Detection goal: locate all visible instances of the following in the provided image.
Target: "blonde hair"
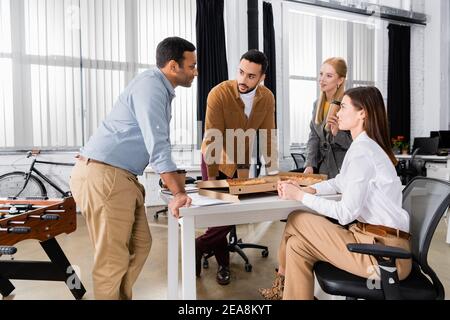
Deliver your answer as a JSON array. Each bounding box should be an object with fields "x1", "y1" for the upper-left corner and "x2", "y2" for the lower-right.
[{"x1": 315, "y1": 57, "x2": 348, "y2": 125}]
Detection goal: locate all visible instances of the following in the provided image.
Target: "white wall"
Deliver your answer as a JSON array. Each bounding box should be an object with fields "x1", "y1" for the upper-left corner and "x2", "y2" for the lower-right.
[{"x1": 423, "y1": 0, "x2": 450, "y2": 136}]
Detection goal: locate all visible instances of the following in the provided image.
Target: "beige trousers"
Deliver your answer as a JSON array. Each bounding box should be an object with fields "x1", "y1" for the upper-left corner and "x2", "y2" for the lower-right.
[
  {"x1": 278, "y1": 212, "x2": 412, "y2": 300},
  {"x1": 69, "y1": 159, "x2": 151, "y2": 300}
]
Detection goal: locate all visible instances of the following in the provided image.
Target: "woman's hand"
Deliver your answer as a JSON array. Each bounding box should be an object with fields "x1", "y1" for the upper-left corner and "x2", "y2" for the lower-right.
[
  {"x1": 327, "y1": 115, "x2": 339, "y2": 137},
  {"x1": 277, "y1": 180, "x2": 305, "y2": 202},
  {"x1": 303, "y1": 166, "x2": 314, "y2": 175},
  {"x1": 301, "y1": 186, "x2": 317, "y2": 195}
]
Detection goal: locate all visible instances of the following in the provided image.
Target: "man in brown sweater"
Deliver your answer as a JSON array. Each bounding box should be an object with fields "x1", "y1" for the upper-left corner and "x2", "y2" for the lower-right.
[{"x1": 197, "y1": 49, "x2": 277, "y2": 285}]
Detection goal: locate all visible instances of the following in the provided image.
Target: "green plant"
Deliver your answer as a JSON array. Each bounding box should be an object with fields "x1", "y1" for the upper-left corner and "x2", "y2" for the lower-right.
[{"x1": 392, "y1": 136, "x2": 409, "y2": 151}]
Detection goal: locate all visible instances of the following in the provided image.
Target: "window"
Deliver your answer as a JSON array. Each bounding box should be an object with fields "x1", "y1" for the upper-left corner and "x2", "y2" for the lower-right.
[
  {"x1": 282, "y1": 3, "x2": 376, "y2": 149},
  {"x1": 0, "y1": 0, "x2": 197, "y2": 149}
]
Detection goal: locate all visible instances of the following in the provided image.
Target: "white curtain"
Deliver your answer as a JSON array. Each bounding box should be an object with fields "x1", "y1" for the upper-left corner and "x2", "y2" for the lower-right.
[{"x1": 0, "y1": 0, "x2": 197, "y2": 148}]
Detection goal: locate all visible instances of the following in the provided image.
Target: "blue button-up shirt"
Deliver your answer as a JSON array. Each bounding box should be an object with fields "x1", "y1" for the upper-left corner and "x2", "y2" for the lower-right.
[{"x1": 80, "y1": 68, "x2": 178, "y2": 176}]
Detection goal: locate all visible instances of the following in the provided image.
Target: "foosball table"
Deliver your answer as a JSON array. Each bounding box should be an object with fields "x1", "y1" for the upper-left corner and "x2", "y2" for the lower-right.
[{"x1": 0, "y1": 197, "x2": 86, "y2": 299}]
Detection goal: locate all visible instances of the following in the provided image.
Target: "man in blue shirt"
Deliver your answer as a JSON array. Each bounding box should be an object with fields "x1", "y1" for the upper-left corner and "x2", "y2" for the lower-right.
[{"x1": 69, "y1": 37, "x2": 197, "y2": 300}]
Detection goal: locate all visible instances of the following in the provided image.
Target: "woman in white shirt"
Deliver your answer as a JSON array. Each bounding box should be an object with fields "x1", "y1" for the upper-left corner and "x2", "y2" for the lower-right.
[{"x1": 259, "y1": 86, "x2": 412, "y2": 300}]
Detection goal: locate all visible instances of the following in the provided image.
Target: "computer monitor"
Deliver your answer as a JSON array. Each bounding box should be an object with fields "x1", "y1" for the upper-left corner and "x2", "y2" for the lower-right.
[
  {"x1": 412, "y1": 137, "x2": 440, "y2": 155},
  {"x1": 430, "y1": 131, "x2": 440, "y2": 139},
  {"x1": 438, "y1": 130, "x2": 450, "y2": 149}
]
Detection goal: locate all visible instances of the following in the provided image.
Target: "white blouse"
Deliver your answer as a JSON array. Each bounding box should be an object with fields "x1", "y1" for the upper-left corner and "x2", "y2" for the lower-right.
[{"x1": 302, "y1": 131, "x2": 410, "y2": 233}]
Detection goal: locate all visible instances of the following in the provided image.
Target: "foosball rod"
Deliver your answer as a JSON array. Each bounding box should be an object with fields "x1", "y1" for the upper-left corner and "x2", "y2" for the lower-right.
[
  {"x1": 0, "y1": 226, "x2": 31, "y2": 234},
  {"x1": 0, "y1": 246, "x2": 17, "y2": 255}
]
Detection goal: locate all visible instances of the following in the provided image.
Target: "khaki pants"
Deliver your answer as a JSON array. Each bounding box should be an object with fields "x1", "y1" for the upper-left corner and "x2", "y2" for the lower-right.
[
  {"x1": 278, "y1": 212, "x2": 412, "y2": 300},
  {"x1": 69, "y1": 159, "x2": 151, "y2": 300}
]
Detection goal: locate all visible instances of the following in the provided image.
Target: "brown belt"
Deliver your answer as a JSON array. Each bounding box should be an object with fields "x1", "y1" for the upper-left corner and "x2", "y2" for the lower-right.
[{"x1": 356, "y1": 222, "x2": 410, "y2": 240}]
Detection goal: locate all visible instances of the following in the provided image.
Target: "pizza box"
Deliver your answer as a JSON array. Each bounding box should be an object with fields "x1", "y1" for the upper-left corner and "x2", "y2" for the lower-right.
[{"x1": 197, "y1": 178, "x2": 278, "y2": 195}]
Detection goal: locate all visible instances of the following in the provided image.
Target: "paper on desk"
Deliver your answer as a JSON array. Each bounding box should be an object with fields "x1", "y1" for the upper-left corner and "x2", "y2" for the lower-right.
[
  {"x1": 188, "y1": 193, "x2": 232, "y2": 207},
  {"x1": 161, "y1": 185, "x2": 198, "y2": 195}
]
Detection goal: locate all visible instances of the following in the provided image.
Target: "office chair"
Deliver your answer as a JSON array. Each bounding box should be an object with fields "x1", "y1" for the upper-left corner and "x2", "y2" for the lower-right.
[
  {"x1": 202, "y1": 226, "x2": 269, "y2": 272},
  {"x1": 290, "y1": 153, "x2": 306, "y2": 172},
  {"x1": 313, "y1": 177, "x2": 449, "y2": 300},
  {"x1": 396, "y1": 147, "x2": 425, "y2": 185}
]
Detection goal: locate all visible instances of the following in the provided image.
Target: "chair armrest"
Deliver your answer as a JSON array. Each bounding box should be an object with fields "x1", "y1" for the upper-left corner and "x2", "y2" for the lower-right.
[
  {"x1": 347, "y1": 243, "x2": 411, "y2": 300},
  {"x1": 347, "y1": 243, "x2": 411, "y2": 260}
]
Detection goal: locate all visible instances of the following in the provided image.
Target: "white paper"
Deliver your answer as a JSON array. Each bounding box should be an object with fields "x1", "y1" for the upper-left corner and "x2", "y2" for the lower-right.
[{"x1": 188, "y1": 193, "x2": 233, "y2": 207}]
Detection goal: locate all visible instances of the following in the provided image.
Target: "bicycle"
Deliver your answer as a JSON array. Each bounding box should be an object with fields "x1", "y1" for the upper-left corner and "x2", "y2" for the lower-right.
[{"x1": 0, "y1": 150, "x2": 75, "y2": 199}]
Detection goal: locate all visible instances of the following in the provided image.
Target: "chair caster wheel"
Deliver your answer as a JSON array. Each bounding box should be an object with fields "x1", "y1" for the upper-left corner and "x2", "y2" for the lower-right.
[
  {"x1": 245, "y1": 263, "x2": 252, "y2": 272},
  {"x1": 153, "y1": 214, "x2": 158, "y2": 220},
  {"x1": 261, "y1": 249, "x2": 269, "y2": 258},
  {"x1": 203, "y1": 258, "x2": 209, "y2": 269}
]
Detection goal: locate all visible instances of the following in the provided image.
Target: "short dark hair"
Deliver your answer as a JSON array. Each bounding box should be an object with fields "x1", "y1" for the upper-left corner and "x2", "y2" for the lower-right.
[
  {"x1": 156, "y1": 37, "x2": 196, "y2": 68},
  {"x1": 240, "y1": 49, "x2": 268, "y2": 74}
]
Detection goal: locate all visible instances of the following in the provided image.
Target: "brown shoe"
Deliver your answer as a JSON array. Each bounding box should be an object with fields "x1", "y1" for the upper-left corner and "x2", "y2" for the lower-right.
[{"x1": 258, "y1": 272, "x2": 285, "y2": 300}]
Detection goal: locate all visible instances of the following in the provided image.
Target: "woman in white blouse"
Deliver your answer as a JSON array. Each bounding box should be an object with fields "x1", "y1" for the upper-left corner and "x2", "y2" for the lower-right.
[{"x1": 259, "y1": 86, "x2": 412, "y2": 300}]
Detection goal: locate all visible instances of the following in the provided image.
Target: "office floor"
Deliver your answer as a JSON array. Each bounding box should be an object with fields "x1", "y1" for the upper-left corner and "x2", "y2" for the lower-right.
[{"x1": 2, "y1": 207, "x2": 450, "y2": 300}]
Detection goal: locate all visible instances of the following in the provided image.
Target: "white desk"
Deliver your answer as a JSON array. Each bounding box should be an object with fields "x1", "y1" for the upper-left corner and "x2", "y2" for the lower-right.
[
  {"x1": 395, "y1": 154, "x2": 450, "y2": 166},
  {"x1": 160, "y1": 192, "x2": 340, "y2": 300}
]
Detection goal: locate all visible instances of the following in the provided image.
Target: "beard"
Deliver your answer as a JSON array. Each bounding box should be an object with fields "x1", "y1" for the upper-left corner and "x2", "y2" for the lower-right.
[
  {"x1": 178, "y1": 75, "x2": 194, "y2": 88},
  {"x1": 238, "y1": 83, "x2": 257, "y2": 94}
]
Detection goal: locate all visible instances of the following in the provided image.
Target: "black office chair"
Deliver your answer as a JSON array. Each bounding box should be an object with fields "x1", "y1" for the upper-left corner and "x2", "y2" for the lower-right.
[
  {"x1": 396, "y1": 147, "x2": 425, "y2": 185},
  {"x1": 291, "y1": 153, "x2": 306, "y2": 172},
  {"x1": 314, "y1": 177, "x2": 450, "y2": 300},
  {"x1": 203, "y1": 226, "x2": 269, "y2": 272}
]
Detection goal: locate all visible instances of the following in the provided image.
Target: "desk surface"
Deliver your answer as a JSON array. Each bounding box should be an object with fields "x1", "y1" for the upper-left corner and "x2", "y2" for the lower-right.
[
  {"x1": 162, "y1": 192, "x2": 341, "y2": 218},
  {"x1": 395, "y1": 154, "x2": 449, "y2": 161}
]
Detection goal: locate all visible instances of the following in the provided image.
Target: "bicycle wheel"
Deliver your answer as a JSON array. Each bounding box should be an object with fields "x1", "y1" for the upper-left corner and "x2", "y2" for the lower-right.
[{"x1": 0, "y1": 171, "x2": 47, "y2": 198}]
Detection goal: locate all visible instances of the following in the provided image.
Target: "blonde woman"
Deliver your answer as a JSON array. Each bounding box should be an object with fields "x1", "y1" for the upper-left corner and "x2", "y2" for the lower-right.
[{"x1": 303, "y1": 57, "x2": 352, "y2": 179}]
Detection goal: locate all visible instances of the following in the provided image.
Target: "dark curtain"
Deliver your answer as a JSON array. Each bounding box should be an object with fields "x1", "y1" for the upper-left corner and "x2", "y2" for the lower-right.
[
  {"x1": 387, "y1": 24, "x2": 411, "y2": 143},
  {"x1": 263, "y1": 1, "x2": 276, "y2": 126},
  {"x1": 248, "y1": 0, "x2": 259, "y2": 49},
  {"x1": 196, "y1": 0, "x2": 228, "y2": 179}
]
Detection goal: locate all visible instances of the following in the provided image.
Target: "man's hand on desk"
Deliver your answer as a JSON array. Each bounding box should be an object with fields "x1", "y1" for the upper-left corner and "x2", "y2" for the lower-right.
[{"x1": 168, "y1": 193, "x2": 192, "y2": 218}]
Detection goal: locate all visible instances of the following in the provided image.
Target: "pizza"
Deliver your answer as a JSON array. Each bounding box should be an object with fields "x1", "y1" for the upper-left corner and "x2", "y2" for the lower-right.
[
  {"x1": 278, "y1": 175, "x2": 324, "y2": 186},
  {"x1": 226, "y1": 178, "x2": 268, "y2": 186}
]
